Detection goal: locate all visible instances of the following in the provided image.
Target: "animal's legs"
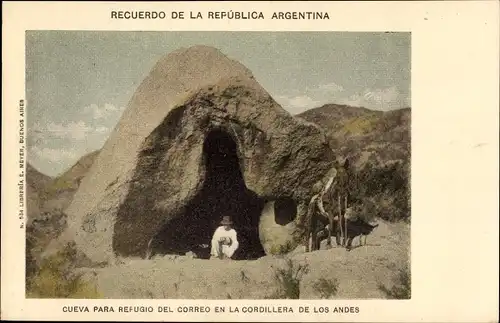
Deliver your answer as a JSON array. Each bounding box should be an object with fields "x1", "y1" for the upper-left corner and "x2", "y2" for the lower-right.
[
  {"x1": 344, "y1": 196, "x2": 348, "y2": 248},
  {"x1": 146, "y1": 237, "x2": 154, "y2": 259},
  {"x1": 316, "y1": 191, "x2": 331, "y2": 247},
  {"x1": 327, "y1": 216, "x2": 333, "y2": 248},
  {"x1": 338, "y1": 195, "x2": 344, "y2": 246},
  {"x1": 335, "y1": 221, "x2": 341, "y2": 246},
  {"x1": 305, "y1": 194, "x2": 318, "y2": 252},
  {"x1": 346, "y1": 237, "x2": 354, "y2": 250},
  {"x1": 304, "y1": 223, "x2": 311, "y2": 252},
  {"x1": 311, "y1": 211, "x2": 318, "y2": 251}
]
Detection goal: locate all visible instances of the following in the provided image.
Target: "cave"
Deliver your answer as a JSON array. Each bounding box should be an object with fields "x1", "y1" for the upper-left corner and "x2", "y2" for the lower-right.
[
  {"x1": 151, "y1": 129, "x2": 266, "y2": 260},
  {"x1": 274, "y1": 198, "x2": 297, "y2": 226}
]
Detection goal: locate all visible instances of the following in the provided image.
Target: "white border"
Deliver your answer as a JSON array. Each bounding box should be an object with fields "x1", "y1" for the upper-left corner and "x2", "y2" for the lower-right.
[{"x1": 2, "y1": 1, "x2": 499, "y2": 322}]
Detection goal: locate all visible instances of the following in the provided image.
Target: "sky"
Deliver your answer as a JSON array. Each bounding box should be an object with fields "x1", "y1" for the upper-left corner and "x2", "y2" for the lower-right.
[{"x1": 26, "y1": 31, "x2": 410, "y2": 177}]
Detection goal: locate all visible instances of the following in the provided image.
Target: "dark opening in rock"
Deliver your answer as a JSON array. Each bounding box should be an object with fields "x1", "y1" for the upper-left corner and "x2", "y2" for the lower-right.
[
  {"x1": 152, "y1": 129, "x2": 266, "y2": 260},
  {"x1": 274, "y1": 198, "x2": 297, "y2": 226}
]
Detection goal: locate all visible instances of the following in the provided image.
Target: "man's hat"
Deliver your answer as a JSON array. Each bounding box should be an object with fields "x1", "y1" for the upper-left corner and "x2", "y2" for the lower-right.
[{"x1": 220, "y1": 216, "x2": 233, "y2": 225}]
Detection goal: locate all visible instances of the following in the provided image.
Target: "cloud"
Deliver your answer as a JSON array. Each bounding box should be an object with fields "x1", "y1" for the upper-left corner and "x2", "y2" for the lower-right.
[
  {"x1": 46, "y1": 120, "x2": 93, "y2": 140},
  {"x1": 364, "y1": 86, "x2": 399, "y2": 106},
  {"x1": 275, "y1": 81, "x2": 347, "y2": 114},
  {"x1": 404, "y1": 95, "x2": 411, "y2": 107},
  {"x1": 27, "y1": 102, "x2": 125, "y2": 176},
  {"x1": 95, "y1": 126, "x2": 109, "y2": 134},
  {"x1": 339, "y1": 86, "x2": 408, "y2": 111},
  {"x1": 31, "y1": 102, "x2": 122, "y2": 143},
  {"x1": 275, "y1": 95, "x2": 321, "y2": 114},
  {"x1": 30, "y1": 146, "x2": 79, "y2": 163},
  {"x1": 276, "y1": 80, "x2": 410, "y2": 114},
  {"x1": 83, "y1": 103, "x2": 125, "y2": 120},
  {"x1": 28, "y1": 122, "x2": 47, "y2": 144},
  {"x1": 314, "y1": 82, "x2": 345, "y2": 93}
]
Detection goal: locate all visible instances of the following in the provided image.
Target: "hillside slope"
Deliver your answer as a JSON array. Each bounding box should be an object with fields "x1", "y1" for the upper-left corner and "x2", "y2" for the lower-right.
[
  {"x1": 26, "y1": 151, "x2": 100, "y2": 285},
  {"x1": 26, "y1": 163, "x2": 53, "y2": 223},
  {"x1": 297, "y1": 104, "x2": 411, "y2": 222},
  {"x1": 297, "y1": 104, "x2": 410, "y2": 169},
  {"x1": 43, "y1": 150, "x2": 100, "y2": 211}
]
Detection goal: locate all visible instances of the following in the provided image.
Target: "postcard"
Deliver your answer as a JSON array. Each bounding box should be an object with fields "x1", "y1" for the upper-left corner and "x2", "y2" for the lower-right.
[{"x1": 2, "y1": 1, "x2": 498, "y2": 322}]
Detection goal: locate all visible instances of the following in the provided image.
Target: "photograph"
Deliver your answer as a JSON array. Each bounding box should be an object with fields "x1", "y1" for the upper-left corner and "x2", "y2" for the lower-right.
[
  {"x1": 25, "y1": 31, "x2": 411, "y2": 300},
  {"x1": 3, "y1": 2, "x2": 499, "y2": 321}
]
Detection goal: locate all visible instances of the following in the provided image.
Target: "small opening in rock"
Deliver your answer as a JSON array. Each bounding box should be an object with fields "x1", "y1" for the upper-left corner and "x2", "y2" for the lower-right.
[
  {"x1": 151, "y1": 129, "x2": 266, "y2": 260},
  {"x1": 274, "y1": 198, "x2": 297, "y2": 226}
]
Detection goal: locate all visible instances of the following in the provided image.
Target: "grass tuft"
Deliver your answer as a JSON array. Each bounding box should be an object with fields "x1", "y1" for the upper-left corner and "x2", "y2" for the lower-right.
[
  {"x1": 377, "y1": 267, "x2": 411, "y2": 299},
  {"x1": 312, "y1": 277, "x2": 339, "y2": 299},
  {"x1": 267, "y1": 259, "x2": 309, "y2": 299}
]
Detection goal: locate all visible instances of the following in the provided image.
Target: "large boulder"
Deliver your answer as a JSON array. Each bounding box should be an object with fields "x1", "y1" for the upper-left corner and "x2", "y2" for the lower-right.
[{"x1": 64, "y1": 46, "x2": 337, "y2": 263}]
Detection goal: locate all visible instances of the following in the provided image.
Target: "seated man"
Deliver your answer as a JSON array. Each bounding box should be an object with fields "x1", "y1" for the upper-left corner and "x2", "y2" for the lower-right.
[{"x1": 210, "y1": 216, "x2": 239, "y2": 259}]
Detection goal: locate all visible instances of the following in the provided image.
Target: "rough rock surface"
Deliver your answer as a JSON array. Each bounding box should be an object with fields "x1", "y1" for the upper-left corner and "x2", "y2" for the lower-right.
[
  {"x1": 64, "y1": 46, "x2": 336, "y2": 263},
  {"x1": 259, "y1": 200, "x2": 301, "y2": 254}
]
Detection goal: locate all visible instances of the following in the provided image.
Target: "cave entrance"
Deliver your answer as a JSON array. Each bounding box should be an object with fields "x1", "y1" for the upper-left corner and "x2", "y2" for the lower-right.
[{"x1": 152, "y1": 129, "x2": 266, "y2": 260}]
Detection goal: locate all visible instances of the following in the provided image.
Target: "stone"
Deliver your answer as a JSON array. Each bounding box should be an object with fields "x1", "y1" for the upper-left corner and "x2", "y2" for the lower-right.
[{"x1": 62, "y1": 45, "x2": 337, "y2": 263}]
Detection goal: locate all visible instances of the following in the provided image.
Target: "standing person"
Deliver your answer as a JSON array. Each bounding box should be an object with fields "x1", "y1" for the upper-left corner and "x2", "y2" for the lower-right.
[{"x1": 210, "y1": 216, "x2": 239, "y2": 260}]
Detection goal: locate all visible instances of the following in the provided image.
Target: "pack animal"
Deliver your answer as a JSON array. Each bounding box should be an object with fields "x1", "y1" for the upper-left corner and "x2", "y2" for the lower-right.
[
  {"x1": 338, "y1": 218, "x2": 379, "y2": 249},
  {"x1": 305, "y1": 158, "x2": 352, "y2": 251},
  {"x1": 311, "y1": 217, "x2": 379, "y2": 251}
]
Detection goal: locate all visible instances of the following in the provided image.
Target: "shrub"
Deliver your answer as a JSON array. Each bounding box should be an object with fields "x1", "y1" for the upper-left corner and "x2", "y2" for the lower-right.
[
  {"x1": 342, "y1": 116, "x2": 377, "y2": 135},
  {"x1": 269, "y1": 240, "x2": 297, "y2": 255},
  {"x1": 42, "y1": 178, "x2": 76, "y2": 200},
  {"x1": 26, "y1": 209, "x2": 69, "y2": 292},
  {"x1": 378, "y1": 267, "x2": 411, "y2": 299},
  {"x1": 312, "y1": 277, "x2": 339, "y2": 299},
  {"x1": 349, "y1": 161, "x2": 410, "y2": 222},
  {"x1": 26, "y1": 243, "x2": 101, "y2": 298},
  {"x1": 268, "y1": 259, "x2": 309, "y2": 299}
]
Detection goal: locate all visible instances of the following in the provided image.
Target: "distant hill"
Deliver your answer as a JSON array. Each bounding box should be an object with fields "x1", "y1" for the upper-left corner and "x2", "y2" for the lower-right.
[
  {"x1": 43, "y1": 150, "x2": 100, "y2": 211},
  {"x1": 296, "y1": 104, "x2": 410, "y2": 169},
  {"x1": 297, "y1": 104, "x2": 411, "y2": 222},
  {"x1": 26, "y1": 163, "x2": 53, "y2": 223},
  {"x1": 27, "y1": 163, "x2": 52, "y2": 190},
  {"x1": 26, "y1": 150, "x2": 100, "y2": 280}
]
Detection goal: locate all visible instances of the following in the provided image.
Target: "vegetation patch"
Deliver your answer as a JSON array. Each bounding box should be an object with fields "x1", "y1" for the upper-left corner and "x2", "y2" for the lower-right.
[
  {"x1": 26, "y1": 242, "x2": 101, "y2": 299},
  {"x1": 269, "y1": 239, "x2": 297, "y2": 255},
  {"x1": 342, "y1": 116, "x2": 377, "y2": 135},
  {"x1": 312, "y1": 277, "x2": 339, "y2": 299},
  {"x1": 378, "y1": 266, "x2": 411, "y2": 299},
  {"x1": 43, "y1": 177, "x2": 77, "y2": 199},
  {"x1": 349, "y1": 161, "x2": 410, "y2": 222},
  {"x1": 266, "y1": 259, "x2": 309, "y2": 299}
]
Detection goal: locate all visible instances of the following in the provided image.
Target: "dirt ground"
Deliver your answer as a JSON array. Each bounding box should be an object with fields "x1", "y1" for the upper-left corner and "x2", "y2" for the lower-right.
[{"x1": 82, "y1": 220, "x2": 410, "y2": 299}]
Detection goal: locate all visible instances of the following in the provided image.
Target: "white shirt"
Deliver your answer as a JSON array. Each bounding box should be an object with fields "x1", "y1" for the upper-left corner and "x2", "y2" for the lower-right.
[{"x1": 210, "y1": 226, "x2": 239, "y2": 258}]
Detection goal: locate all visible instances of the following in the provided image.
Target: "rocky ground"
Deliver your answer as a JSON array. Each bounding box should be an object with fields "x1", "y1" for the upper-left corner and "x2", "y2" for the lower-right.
[{"x1": 80, "y1": 220, "x2": 409, "y2": 299}]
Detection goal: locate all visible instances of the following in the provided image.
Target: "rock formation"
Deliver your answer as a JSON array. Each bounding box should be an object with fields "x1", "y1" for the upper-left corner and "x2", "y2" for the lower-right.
[{"x1": 64, "y1": 45, "x2": 337, "y2": 263}]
